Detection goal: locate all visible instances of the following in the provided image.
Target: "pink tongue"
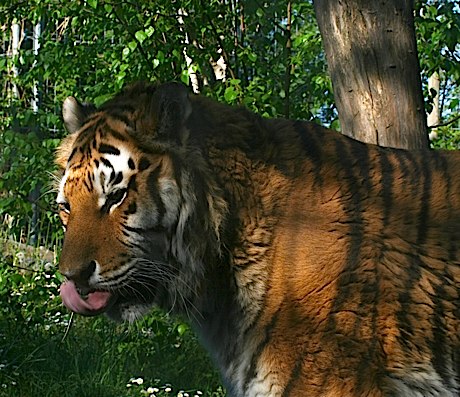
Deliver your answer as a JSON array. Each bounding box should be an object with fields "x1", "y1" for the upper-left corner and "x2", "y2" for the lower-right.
[{"x1": 60, "y1": 280, "x2": 112, "y2": 315}]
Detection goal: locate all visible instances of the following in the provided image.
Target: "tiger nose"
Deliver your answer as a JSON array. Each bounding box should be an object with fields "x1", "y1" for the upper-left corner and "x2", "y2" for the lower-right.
[{"x1": 61, "y1": 260, "x2": 97, "y2": 287}]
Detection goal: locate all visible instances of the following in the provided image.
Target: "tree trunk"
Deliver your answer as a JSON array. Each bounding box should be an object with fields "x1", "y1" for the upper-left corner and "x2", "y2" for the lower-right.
[
  {"x1": 314, "y1": 0, "x2": 429, "y2": 149},
  {"x1": 284, "y1": 1, "x2": 292, "y2": 119},
  {"x1": 11, "y1": 22, "x2": 21, "y2": 98},
  {"x1": 427, "y1": 71, "x2": 440, "y2": 140}
]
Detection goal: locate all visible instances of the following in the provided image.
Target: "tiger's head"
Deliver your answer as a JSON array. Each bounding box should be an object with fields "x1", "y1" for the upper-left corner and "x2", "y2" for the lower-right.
[{"x1": 56, "y1": 83, "x2": 227, "y2": 322}]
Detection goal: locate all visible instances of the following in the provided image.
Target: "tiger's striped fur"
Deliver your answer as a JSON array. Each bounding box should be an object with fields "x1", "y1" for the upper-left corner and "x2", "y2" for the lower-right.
[{"x1": 56, "y1": 82, "x2": 460, "y2": 396}]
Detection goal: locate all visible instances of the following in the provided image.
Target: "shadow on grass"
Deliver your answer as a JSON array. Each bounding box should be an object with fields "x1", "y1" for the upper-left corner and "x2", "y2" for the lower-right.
[{"x1": 1, "y1": 314, "x2": 224, "y2": 397}]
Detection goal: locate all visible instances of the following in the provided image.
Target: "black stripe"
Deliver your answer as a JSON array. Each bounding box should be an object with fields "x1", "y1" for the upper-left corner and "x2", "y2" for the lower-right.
[
  {"x1": 243, "y1": 309, "x2": 281, "y2": 393},
  {"x1": 101, "y1": 189, "x2": 127, "y2": 213},
  {"x1": 170, "y1": 153, "x2": 183, "y2": 192},
  {"x1": 106, "y1": 111, "x2": 134, "y2": 129},
  {"x1": 139, "y1": 157, "x2": 151, "y2": 171},
  {"x1": 127, "y1": 175, "x2": 138, "y2": 192},
  {"x1": 122, "y1": 224, "x2": 165, "y2": 235},
  {"x1": 67, "y1": 147, "x2": 77, "y2": 164},
  {"x1": 295, "y1": 121, "x2": 321, "y2": 163},
  {"x1": 124, "y1": 202, "x2": 137, "y2": 215},
  {"x1": 328, "y1": 139, "x2": 367, "y2": 311},
  {"x1": 99, "y1": 143, "x2": 121, "y2": 155},
  {"x1": 319, "y1": 138, "x2": 370, "y2": 389},
  {"x1": 104, "y1": 104, "x2": 136, "y2": 114},
  {"x1": 294, "y1": 121, "x2": 323, "y2": 186},
  {"x1": 378, "y1": 150, "x2": 393, "y2": 227},
  {"x1": 119, "y1": 239, "x2": 150, "y2": 255},
  {"x1": 122, "y1": 225, "x2": 146, "y2": 235},
  {"x1": 84, "y1": 113, "x2": 101, "y2": 124},
  {"x1": 147, "y1": 167, "x2": 166, "y2": 224},
  {"x1": 105, "y1": 125, "x2": 128, "y2": 142},
  {"x1": 282, "y1": 357, "x2": 303, "y2": 397},
  {"x1": 99, "y1": 264, "x2": 131, "y2": 284},
  {"x1": 128, "y1": 158, "x2": 135, "y2": 170},
  {"x1": 435, "y1": 152, "x2": 457, "y2": 261},
  {"x1": 83, "y1": 179, "x2": 91, "y2": 192},
  {"x1": 396, "y1": 255, "x2": 422, "y2": 351},
  {"x1": 74, "y1": 119, "x2": 100, "y2": 145},
  {"x1": 113, "y1": 172, "x2": 123, "y2": 185},
  {"x1": 86, "y1": 171, "x2": 94, "y2": 190},
  {"x1": 429, "y1": 277, "x2": 451, "y2": 388},
  {"x1": 101, "y1": 157, "x2": 113, "y2": 168},
  {"x1": 394, "y1": 150, "x2": 411, "y2": 182},
  {"x1": 416, "y1": 155, "x2": 433, "y2": 245}
]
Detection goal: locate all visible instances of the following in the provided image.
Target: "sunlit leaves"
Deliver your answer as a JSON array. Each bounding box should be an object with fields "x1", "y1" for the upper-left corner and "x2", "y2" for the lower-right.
[
  {"x1": 135, "y1": 30, "x2": 148, "y2": 44},
  {"x1": 415, "y1": 0, "x2": 460, "y2": 124},
  {"x1": 87, "y1": 0, "x2": 97, "y2": 9}
]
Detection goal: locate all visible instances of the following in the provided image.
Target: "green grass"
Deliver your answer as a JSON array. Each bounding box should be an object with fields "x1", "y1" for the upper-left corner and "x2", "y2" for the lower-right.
[{"x1": 0, "y1": 232, "x2": 225, "y2": 397}]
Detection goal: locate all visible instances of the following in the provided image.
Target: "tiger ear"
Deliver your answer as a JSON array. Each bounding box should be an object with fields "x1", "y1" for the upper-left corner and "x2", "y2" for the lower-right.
[
  {"x1": 62, "y1": 96, "x2": 96, "y2": 133},
  {"x1": 58, "y1": 96, "x2": 96, "y2": 169},
  {"x1": 147, "y1": 82, "x2": 192, "y2": 144}
]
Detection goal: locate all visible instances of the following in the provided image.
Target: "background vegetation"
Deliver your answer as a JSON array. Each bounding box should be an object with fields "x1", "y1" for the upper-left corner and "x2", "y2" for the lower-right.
[{"x1": 0, "y1": 0, "x2": 459, "y2": 395}]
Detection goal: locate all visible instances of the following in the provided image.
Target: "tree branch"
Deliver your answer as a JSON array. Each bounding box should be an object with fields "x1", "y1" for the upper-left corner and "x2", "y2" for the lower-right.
[
  {"x1": 428, "y1": 114, "x2": 460, "y2": 129},
  {"x1": 284, "y1": 1, "x2": 292, "y2": 118}
]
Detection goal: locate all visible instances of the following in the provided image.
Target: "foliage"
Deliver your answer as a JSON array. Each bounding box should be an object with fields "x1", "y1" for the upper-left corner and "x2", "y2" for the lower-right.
[
  {"x1": 429, "y1": 125, "x2": 460, "y2": 150},
  {"x1": 0, "y1": 129, "x2": 62, "y2": 241},
  {"x1": 415, "y1": 0, "x2": 460, "y2": 141},
  {"x1": 0, "y1": 0, "x2": 334, "y2": 121}
]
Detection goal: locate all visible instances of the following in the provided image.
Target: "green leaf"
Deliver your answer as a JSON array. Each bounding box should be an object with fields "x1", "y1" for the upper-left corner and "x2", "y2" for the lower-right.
[
  {"x1": 224, "y1": 86, "x2": 238, "y2": 103},
  {"x1": 145, "y1": 26, "x2": 155, "y2": 37},
  {"x1": 180, "y1": 70, "x2": 189, "y2": 85},
  {"x1": 135, "y1": 30, "x2": 147, "y2": 44},
  {"x1": 177, "y1": 323, "x2": 188, "y2": 336},
  {"x1": 87, "y1": 0, "x2": 97, "y2": 9},
  {"x1": 248, "y1": 52, "x2": 257, "y2": 62},
  {"x1": 128, "y1": 41, "x2": 137, "y2": 51}
]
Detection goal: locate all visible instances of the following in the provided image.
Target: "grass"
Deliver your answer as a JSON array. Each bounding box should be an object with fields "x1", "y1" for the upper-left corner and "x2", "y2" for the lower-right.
[{"x1": 0, "y1": 226, "x2": 225, "y2": 397}]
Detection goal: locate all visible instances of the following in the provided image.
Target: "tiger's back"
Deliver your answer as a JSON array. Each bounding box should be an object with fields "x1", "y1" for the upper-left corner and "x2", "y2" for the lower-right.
[
  {"x1": 56, "y1": 82, "x2": 460, "y2": 396},
  {"x1": 195, "y1": 104, "x2": 460, "y2": 396}
]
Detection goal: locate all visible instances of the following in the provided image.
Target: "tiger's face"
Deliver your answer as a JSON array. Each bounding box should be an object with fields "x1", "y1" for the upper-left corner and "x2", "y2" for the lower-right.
[{"x1": 57, "y1": 84, "x2": 206, "y2": 322}]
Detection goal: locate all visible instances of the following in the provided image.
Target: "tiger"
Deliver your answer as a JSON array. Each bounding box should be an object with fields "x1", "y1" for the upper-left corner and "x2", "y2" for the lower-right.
[{"x1": 56, "y1": 82, "x2": 460, "y2": 397}]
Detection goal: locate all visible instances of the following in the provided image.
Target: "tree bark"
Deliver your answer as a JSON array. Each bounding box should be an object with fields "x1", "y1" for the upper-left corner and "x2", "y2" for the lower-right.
[{"x1": 314, "y1": 0, "x2": 429, "y2": 149}]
